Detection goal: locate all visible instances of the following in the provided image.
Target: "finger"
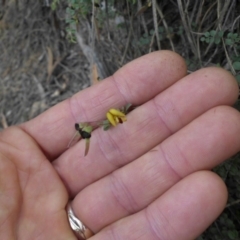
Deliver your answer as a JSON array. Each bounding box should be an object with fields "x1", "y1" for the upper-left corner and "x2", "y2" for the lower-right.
[
  {"x1": 71, "y1": 106, "x2": 240, "y2": 231},
  {"x1": 21, "y1": 51, "x2": 187, "y2": 159},
  {"x1": 0, "y1": 152, "x2": 20, "y2": 239},
  {"x1": 91, "y1": 171, "x2": 227, "y2": 240},
  {"x1": 54, "y1": 67, "x2": 238, "y2": 196}
]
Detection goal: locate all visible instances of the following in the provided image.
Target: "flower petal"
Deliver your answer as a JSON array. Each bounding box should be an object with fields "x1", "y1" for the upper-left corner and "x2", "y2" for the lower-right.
[
  {"x1": 109, "y1": 108, "x2": 126, "y2": 117},
  {"x1": 106, "y1": 112, "x2": 117, "y2": 126}
]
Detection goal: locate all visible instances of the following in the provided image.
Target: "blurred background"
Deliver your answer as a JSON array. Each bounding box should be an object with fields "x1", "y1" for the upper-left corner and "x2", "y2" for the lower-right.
[{"x1": 0, "y1": 1, "x2": 240, "y2": 239}]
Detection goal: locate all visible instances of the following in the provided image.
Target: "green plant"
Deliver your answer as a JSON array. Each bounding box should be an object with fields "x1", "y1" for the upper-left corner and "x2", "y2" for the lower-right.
[
  {"x1": 138, "y1": 26, "x2": 175, "y2": 46},
  {"x1": 176, "y1": 25, "x2": 184, "y2": 35},
  {"x1": 51, "y1": 0, "x2": 92, "y2": 42},
  {"x1": 200, "y1": 30, "x2": 224, "y2": 44},
  {"x1": 229, "y1": 56, "x2": 240, "y2": 82},
  {"x1": 51, "y1": 0, "x2": 60, "y2": 11},
  {"x1": 225, "y1": 32, "x2": 240, "y2": 46},
  {"x1": 185, "y1": 57, "x2": 201, "y2": 71},
  {"x1": 65, "y1": 0, "x2": 92, "y2": 42},
  {"x1": 51, "y1": 0, "x2": 118, "y2": 43},
  {"x1": 127, "y1": 0, "x2": 137, "y2": 4},
  {"x1": 205, "y1": 154, "x2": 240, "y2": 240}
]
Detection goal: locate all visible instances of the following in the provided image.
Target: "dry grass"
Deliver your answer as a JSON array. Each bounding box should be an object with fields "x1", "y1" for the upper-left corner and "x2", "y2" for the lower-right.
[{"x1": 0, "y1": 0, "x2": 90, "y2": 126}]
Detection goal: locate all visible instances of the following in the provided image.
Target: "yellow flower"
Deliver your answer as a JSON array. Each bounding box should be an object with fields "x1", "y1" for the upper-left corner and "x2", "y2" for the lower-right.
[{"x1": 106, "y1": 108, "x2": 127, "y2": 127}]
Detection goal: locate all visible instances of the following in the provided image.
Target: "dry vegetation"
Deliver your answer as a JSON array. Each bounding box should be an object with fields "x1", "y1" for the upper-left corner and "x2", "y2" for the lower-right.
[{"x1": 0, "y1": 0, "x2": 240, "y2": 239}]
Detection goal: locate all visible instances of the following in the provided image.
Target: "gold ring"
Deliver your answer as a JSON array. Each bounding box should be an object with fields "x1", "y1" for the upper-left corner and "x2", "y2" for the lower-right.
[{"x1": 67, "y1": 202, "x2": 94, "y2": 239}]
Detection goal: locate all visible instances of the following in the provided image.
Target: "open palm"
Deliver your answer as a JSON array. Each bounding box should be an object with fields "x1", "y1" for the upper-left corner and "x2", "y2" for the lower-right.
[{"x1": 1, "y1": 51, "x2": 240, "y2": 240}]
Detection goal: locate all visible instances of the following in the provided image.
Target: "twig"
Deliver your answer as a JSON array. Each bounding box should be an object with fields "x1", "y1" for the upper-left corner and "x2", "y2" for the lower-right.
[
  {"x1": 46, "y1": 49, "x2": 67, "y2": 83},
  {"x1": 105, "y1": 0, "x2": 111, "y2": 40},
  {"x1": 217, "y1": 0, "x2": 236, "y2": 74},
  {"x1": 148, "y1": 19, "x2": 163, "y2": 53},
  {"x1": 75, "y1": 24, "x2": 94, "y2": 65},
  {"x1": 214, "y1": 221, "x2": 223, "y2": 237},
  {"x1": 216, "y1": 0, "x2": 231, "y2": 29},
  {"x1": 137, "y1": 0, "x2": 148, "y2": 36},
  {"x1": 32, "y1": 75, "x2": 45, "y2": 100},
  {"x1": 189, "y1": 0, "x2": 199, "y2": 24},
  {"x1": 152, "y1": 0, "x2": 161, "y2": 50},
  {"x1": 231, "y1": 15, "x2": 240, "y2": 56},
  {"x1": 120, "y1": 1, "x2": 133, "y2": 66},
  {"x1": 203, "y1": 46, "x2": 219, "y2": 67},
  {"x1": 198, "y1": 1, "x2": 217, "y2": 57},
  {"x1": 226, "y1": 199, "x2": 240, "y2": 208},
  {"x1": 223, "y1": 0, "x2": 236, "y2": 29},
  {"x1": 155, "y1": 3, "x2": 175, "y2": 52},
  {"x1": 231, "y1": 14, "x2": 240, "y2": 32},
  {"x1": 91, "y1": 0, "x2": 96, "y2": 49},
  {"x1": 177, "y1": 0, "x2": 197, "y2": 58}
]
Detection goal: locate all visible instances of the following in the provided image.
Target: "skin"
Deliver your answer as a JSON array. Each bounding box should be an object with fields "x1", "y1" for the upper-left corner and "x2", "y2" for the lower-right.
[{"x1": 0, "y1": 50, "x2": 240, "y2": 239}]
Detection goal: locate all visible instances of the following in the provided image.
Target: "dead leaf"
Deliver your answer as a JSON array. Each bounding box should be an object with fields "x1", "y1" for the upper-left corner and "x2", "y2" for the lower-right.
[
  {"x1": 1, "y1": 113, "x2": 8, "y2": 128},
  {"x1": 91, "y1": 63, "x2": 100, "y2": 85},
  {"x1": 46, "y1": 50, "x2": 67, "y2": 83},
  {"x1": 51, "y1": 89, "x2": 60, "y2": 97},
  {"x1": 1, "y1": 67, "x2": 11, "y2": 78},
  {"x1": 93, "y1": 17, "x2": 100, "y2": 41},
  {"x1": 47, "y1": 47, "x2": 54, "y2": 78},
  {"x1": 135, "y1": 5, "x2": 149, "y2": 17}
]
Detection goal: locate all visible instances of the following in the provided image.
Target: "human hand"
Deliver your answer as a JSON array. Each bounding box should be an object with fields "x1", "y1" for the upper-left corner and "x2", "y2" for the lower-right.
[{"x1": 1, "y1": 51, "x2": 240, "y2": 240}]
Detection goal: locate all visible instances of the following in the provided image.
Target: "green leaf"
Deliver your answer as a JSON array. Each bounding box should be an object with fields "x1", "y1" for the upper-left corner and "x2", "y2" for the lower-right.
[
  {"x1": 158, "y1": 26, "x2": 164, "y2": 33},
  {"x1": 66, "y1": 7, "x2": 75, "y2": 16},
  {"x1": 149, "y1": 29, "x2": 155, "y2": 35},
  {"x1": 177, "y1": 28, "x2": 183, "y2": 35},
  {"x1": 236, "y1": 75, "x2": 240, "y2": 83},
  {"x1": 233, "y1": 61, "x2": 240, "y2": 70},
  {"x1": 66, "y1": 28, "x2": 76, "y2": 33},
  {"x1": 214, "y1": 38, "x2": 221, "y2": 44},
  {"x1": 209, "y1": 38, "x2": 214, "y2": 43},
  {"x1": 233, "y1": 33, "x2": 238, "y2": 39},
  {"x1": 230, "y1": 166, "x2": 239, "y2": 175},
  {"x1": 51, "y1": 4, "x2": 56, "y2": 10},
  {"x1": 225, "y1": 39, "x2": 233, "y2": 45},
  {"x1": 143, "y1": 32, "x2": 149, "y2": 38},
  {"x1": 124, "y1": 103, "x2": 133, "y2": 113},
  {"x1": 139, "y1": 37, "x2": 149, "y2": 45},
  {"x1": 205, "y1": 38, "x2": 210, "y2": 43},
  {"x1": 228, "y1": 32, "x2": 233, "y2": 38},
  {"x1": 228, "y1": 230, "x2": 239, "y2": 240},
  {"x1": 218, "y1": 31, "x2": 224, "y2": 37},
  {"x1": 185, "y1": 59, "x2": 190, "y2": 66},
  {"x1": 191, "y1": 22, "x2": 197, "y2": 28},
  {"x1": 102, "y1": 120, "x2": 110, "y2": 125},
  {"x1": 200, "y1": 37, "x2": 206, "y2": 41},
  {"x1": 159, "y1": 35, "x2": 164, "y2": 41},
  {"x1": 210, "y1": 30, "x2": 216, "y2": 36},
  {"x1": 66, "y1": 18, "x2": 74, "y2": 23},
  {"x1": 204, "y1": 32, "x2": 210, "y2": 37},
  {"x1": 226, "y1": 219, "x2": 235, "y2": 227},
  {"x1": 51, "y1": 0, "x2": 60, "y2": 10},
  {"x1": 103, "y1": 125, "x2": 110, "y2": 131}
]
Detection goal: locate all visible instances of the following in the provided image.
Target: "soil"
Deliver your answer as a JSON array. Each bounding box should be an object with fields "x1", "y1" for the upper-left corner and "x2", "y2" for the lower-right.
[{"x1": 0, "y1": 0, "x2": 129, "y2": 128}]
